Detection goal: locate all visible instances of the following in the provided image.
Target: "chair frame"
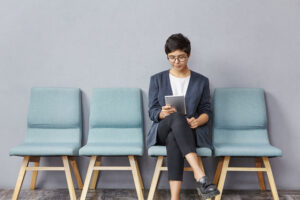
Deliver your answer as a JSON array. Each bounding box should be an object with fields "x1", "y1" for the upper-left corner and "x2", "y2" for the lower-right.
[
  {"x1": 12, "y1": 156, "x2": 83, "y2": 200},
  {"x1": 213, "y1": 156, "x2": 279, "y2": 200},
  {"x1": 147, "y1": 155, "x2": 211, "y2": 200},
  {"x1": 80, "y1": 155, "x2": 144, "y2": 200}
]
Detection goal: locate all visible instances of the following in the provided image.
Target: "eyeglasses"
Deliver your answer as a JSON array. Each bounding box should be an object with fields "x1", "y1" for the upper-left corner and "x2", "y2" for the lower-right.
[{"x1": 168, "y1": 55, "x2": 188, "y2": 62}]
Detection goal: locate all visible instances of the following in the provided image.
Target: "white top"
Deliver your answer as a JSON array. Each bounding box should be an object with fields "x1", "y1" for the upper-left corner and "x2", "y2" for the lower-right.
[{"x1": 169, "y1": 74, "x2": 191, "y2": 96}]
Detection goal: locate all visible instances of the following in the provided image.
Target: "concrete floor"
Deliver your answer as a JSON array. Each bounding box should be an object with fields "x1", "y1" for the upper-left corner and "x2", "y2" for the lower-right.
[{"x1": 1, "y1": 189, "x2": 300, "y2": 200}]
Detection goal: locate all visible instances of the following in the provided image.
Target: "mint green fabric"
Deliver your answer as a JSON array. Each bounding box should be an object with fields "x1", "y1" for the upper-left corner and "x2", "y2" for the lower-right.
[
  {"x1": 214, "y1": 88, "x2": 267, "y2": 129},
  {"x1": 10, "y1": 88, "x2": 82, "y2": 156},
  {"x1": 148, "y1": 146, "x2": 212, "y2": 157},
  {"x1": 214, "y1": 144, "x2": 282, "y2": 157},
  {"x1": 86, "y1": 128, "x2": 143, "y2": 144},
  {"x1": 79, "y1": 88, "x2": 144, "y2": 156},
  {"x1": 24, "y1": 128, "x2": 81, "y2": 144},
  {"x1": 213, "y1": 88, "x2": 282, "y2": 157},
  {"x1": 80, "y1": 128, "x2": 143, "y2": 156},
  {"x1": 90, "y1": 88, "x2": 143, "y2": 128},
  {"x1": 27, "y1": 88, "x2": 81, "y2": 129},
  {"x1": 213, "y1": 129, "x2": 270, "y2": 145},
  {"x1": 79, "y1": 144, "x2": 143, "y2": 156},
  {"x1": 10, "y1": 143, "x2": 80, "y2": 156}
]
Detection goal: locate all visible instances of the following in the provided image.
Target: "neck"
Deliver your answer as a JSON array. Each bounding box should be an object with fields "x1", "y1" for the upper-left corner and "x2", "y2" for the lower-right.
[{"x1": 170, "y1": 66, "x2": 190, "y2": 78}]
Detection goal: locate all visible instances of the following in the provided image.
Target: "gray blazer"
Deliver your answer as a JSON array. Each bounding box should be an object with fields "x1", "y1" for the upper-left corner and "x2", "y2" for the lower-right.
[{"x1": 147, "y1": 69, "x2": 212, "y2": 149}]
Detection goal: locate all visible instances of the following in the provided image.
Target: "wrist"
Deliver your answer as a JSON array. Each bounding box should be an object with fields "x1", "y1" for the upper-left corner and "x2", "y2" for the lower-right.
[
  {"x1": 195, "y1": 117, "x2": 201, "y2": 126},
  {"x1": 159, "y1": 112, "x2": 164, "y2": 119}
]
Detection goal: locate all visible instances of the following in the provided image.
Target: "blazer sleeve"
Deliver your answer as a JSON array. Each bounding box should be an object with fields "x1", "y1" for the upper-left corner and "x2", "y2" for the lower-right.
[
  {"x1": 197, "y1": 78, "x2": 212, "y2": 119},
  {"x1": 148, "y1": 75, "x2": 162, "y2": 123}
]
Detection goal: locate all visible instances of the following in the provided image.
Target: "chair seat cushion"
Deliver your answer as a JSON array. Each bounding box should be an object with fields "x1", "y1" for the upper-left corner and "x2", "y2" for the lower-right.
[
  {"x1": 79, "y1": 143, "x2": 143, "y2": 156},
  {"x1": 148, "y1": 145, "x2": 212, "y2": 157},
  {"x1": 214, "y1": 143, "x2": 282, "y2": 157},
  {"x1": 9, "y1": 143, "x2": 80, "y2": 156}
]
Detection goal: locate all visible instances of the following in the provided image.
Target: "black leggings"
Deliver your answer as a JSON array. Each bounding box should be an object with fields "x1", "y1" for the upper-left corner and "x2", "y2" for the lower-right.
[{"x1": 157, "y1": 112, "x2": 197, "y2": 181}]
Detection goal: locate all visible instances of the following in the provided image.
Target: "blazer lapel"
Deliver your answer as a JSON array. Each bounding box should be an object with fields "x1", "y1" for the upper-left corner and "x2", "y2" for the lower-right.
[
  {"x1": 185, "y1": 70, "x2": 194, "y2": 116},
  {"x1": 165, "y1": 70, "x2": 173, "y2": 96},
  {"x1": 162, "y1": 70, "x2": 173, "y2": 106}
]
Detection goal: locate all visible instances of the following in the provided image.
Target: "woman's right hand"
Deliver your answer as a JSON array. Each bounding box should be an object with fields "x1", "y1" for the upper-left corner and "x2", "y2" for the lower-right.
[{"x1": 159, "y1": 104, "x2": 177, "y2": 119}]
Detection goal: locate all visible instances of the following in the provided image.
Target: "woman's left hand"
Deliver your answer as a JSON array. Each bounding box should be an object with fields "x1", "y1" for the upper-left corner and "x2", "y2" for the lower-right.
[{"x1": 187, "y1": 117, "x2": 201, "y2": 129}]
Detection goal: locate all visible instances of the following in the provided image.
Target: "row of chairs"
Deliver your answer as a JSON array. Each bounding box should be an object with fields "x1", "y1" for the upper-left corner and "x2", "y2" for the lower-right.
[{"x1": 9, "y1": 87, "x2": 282, "y2": 200}]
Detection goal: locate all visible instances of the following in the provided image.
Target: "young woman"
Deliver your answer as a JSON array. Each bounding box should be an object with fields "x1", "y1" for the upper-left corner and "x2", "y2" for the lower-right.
[{"x1": 147, "y1": 33, "x2": 219, "y2": 200}]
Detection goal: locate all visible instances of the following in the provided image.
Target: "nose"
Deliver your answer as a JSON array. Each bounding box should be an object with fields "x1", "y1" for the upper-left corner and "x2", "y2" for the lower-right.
[{"x1": 175, "y1": 58, "x2": 180, "y2": 63}]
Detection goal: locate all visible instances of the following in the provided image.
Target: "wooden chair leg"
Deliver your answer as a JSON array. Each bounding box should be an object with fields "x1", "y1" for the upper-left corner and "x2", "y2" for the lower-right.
[
  {"x1": 62, "y1": 156, "x2": 76, "y2": 200},
  {"x1": 262, "y1": 157, "x2": 279, "y2": 200},
  {"x1": 255, "y1": 157, "x2": 266, "y2": 191},
  {"x1": 129, "y1": 156, "x2": 144, "y2": 200},
  {"x1": 134, "y1": 157, "x2": 144, "y2": 190},
  {"x1": 213, "y1": 158, "x2": 224, "y2": 185},
  {"x1": 215, "y1": 156, "x2": 230, "y2": 200},
  {"x1": 70, "y1": 157, "x2": 83, "y2": 189},
  {"x1": 80, "y1": 156, "x2": 97, "y2": 200},
  {"x1": 12, "y1": 156, "x2": 30, "y2": 200},
  {"x1": 30, "y1": 157, "x2": 40, "y2": 190},
  {"x1": 90, "y1": 157, "x2": 101, "y2": 190},
  {"x1": 147, "y1": 156, "x2": 164, "y2": 200}
]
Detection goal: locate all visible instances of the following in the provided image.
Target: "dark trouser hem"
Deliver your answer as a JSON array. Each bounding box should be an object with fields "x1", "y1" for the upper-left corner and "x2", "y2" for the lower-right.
[
  {"x1": 168, "y1": 177, "x2": 183, "y2": 181},
  {"x1": 182, "y1": 149, "x2": 197, "y2": 157}
]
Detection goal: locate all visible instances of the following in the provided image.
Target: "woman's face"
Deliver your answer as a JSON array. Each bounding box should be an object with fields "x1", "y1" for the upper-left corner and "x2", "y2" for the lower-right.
[{"x1": 167, "y1": 50, "x2": 189, "y2": 72}]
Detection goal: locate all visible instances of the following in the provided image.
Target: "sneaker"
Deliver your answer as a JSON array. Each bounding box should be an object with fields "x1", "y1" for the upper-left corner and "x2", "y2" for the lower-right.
[{"x1": 196, "y1": 176, "x2": 220, "y2": 199}]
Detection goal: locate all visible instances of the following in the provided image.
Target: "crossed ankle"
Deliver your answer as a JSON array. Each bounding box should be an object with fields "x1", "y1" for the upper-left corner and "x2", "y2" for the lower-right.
[{"x1": 195, "y1": 175, "x2": 206, "y2": 182}]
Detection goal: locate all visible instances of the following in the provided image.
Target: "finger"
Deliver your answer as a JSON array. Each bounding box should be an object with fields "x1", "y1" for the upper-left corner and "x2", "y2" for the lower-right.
[
  {"x1": 168, "y1": 110, "x2": 176, "y2": 114},
  {"x1": 190, "y1": 123, "x2": 196, "y2": 129},
  {"x1": 162, "y1": 107, "x2": 168, "y2": 111},
  {"x1": 165, "y1": 104, "x2": 171, "y2": 109},
  {"x1": 165, "y1": 110, "x2": 171, "y2": 115},
  {"x1": 162, "y1": 105, "x2": 172, "y2": 110}
]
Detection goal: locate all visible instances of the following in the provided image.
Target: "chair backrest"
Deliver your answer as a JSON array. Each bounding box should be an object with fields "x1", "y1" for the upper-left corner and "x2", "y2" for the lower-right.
[
  {"x1": 213, "y1": 88, "x2": 271, "y2": 145},
  {"x1": 87, "y1": 88, "x2": 143, "y2": 144},
  {"x1": 25, "y1": 87, "x2": 82, "y2": 145}
]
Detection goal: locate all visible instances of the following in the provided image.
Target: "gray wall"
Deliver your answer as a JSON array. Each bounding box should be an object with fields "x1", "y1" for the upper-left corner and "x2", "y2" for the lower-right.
[{"x1": 1, "y1": 0, "x2": 299, "y2": 190}]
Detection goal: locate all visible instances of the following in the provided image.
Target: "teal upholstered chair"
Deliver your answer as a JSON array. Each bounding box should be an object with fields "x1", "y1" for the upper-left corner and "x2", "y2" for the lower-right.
[
  {"x1": 9, "y1": 87, "x2": 83, "y2": 200},
  {"x1": 79, "y1": 88, "x2": 144, "y2": 200},
  {"x1": 212, "y1": 88, "x2": 282, "y2": 200},
  {"x1": 147, "y1": 146, "x2": 213, "y2": 200}
]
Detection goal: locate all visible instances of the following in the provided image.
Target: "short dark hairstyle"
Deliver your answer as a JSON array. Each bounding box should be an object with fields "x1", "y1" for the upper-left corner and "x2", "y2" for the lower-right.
[{"x1": 165, "y1": 33, "x2": 191, "y2": 56}]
